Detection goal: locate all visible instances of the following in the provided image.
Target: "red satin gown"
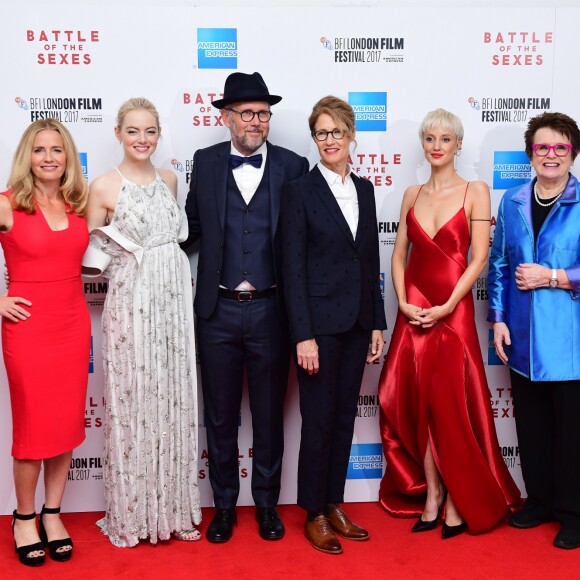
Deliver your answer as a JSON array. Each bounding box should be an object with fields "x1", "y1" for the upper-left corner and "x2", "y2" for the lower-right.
[
  {"x1": 378, "y1": 188, "x2": 521, "y2": 534},
  {"x1": 1, "y1": 192, "x2": 90, "y2": 459}
]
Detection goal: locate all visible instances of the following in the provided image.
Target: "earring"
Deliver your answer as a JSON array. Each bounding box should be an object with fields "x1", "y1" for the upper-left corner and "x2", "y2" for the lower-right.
[{"x1": 456, "y1": 148, "x2": 462, "y2": 157}]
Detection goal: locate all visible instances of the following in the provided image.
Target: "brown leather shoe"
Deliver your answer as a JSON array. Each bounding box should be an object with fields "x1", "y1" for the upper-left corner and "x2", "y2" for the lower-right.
[
  {"x1": 304, "y1": 514, "x2": 343, "y2": 554},
  {"x1": 326, "y1": 504, "x2": 369, "y2": 541}
]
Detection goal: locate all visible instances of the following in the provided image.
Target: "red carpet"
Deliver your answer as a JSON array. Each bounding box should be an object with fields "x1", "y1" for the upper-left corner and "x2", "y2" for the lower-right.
[{"x1": 1, "y1": 503, "x2": 579, "y2": 579}]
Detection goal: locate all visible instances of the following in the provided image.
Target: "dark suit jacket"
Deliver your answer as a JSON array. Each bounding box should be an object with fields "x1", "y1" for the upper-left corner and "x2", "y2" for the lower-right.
[
  {"x1": 181, "y1": 140, "x2": 309, "y2": 319},
  {"x1": 281, "y1": 165, "x2": 387, "y2": 343}
]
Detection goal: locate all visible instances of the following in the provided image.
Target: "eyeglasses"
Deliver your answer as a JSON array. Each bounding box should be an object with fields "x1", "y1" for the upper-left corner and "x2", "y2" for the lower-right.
[
  {"x1": 225, "y1": 108, "x2": 272, "y2": 123},
  {"x1": 312, "y1": 128, "x2": 346, "y2": 141},
  {"x1": 532, "y1": 143, "x2": 573, "y2": 157}
]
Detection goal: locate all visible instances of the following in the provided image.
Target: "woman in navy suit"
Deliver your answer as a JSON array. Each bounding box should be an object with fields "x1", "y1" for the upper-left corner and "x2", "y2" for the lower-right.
[{"x1": 281, "y1": 96, "x2": 386, "y2": 555}]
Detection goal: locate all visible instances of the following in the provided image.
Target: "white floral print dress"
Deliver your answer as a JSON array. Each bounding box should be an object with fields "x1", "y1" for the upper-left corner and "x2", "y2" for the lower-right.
[{"x1": 90, "y1": 171, "x2": 201, "y2": 547}]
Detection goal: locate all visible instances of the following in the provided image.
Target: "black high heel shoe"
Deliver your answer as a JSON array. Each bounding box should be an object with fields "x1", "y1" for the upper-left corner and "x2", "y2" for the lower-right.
[
  {"x1": 12, "y1": 511, "x2": 45, "y2": 567},
  {"x1": 442, "y1": 520, "x2": 467, "y2": 539},
  {"x1": 39, "y1": 505, "x2": 73, "y2": 561},
  {"x1": 411, "y1": 489, "x2": 447, "y2": 533}
]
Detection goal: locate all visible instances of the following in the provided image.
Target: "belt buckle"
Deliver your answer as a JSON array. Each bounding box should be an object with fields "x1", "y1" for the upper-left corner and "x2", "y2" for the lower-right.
[{"x1": 237, "y1": 290, "x2": 253, "y2": 302}]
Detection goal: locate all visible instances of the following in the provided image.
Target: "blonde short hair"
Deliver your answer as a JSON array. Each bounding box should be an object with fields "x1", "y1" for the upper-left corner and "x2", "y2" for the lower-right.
[{"x1": 419, "y1": 108, "x2": 464, "y2": 142}]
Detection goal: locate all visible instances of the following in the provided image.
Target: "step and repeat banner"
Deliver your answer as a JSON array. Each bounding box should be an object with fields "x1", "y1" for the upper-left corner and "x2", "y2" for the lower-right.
[{"x1": 0, "y1": 5, "x2": 578, "y2": 514}]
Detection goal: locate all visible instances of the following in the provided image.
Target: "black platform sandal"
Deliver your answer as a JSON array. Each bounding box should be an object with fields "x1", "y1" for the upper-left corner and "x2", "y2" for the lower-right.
[
  {"x1": 39, "y1": 505, "x2": 73, "y2": 562},
  {"x1": 12, "y1": 510, "x2": 45, "y2": 567}
]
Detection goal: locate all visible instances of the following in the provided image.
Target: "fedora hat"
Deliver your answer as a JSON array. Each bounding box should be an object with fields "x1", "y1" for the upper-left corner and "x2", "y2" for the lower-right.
[{"x1": 211, "y1": 72, "x2": 282, "y2": 109}]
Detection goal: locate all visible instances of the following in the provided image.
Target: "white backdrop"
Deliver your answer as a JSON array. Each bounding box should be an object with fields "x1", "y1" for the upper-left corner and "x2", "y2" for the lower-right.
[{"x1": 0, "y1": 5, "x2": 575, "y2": 514}]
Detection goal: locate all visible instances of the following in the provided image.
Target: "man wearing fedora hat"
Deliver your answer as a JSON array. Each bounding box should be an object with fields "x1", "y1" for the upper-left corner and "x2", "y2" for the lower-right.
[{"x1": 181, "y1": 72, "x2": 308, "y2": 543}]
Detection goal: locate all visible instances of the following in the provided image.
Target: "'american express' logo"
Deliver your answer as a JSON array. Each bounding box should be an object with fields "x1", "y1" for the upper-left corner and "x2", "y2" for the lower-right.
[
  {"x1": 197, "y1": 28, "x2": 237, "y2": 69},
  {"x1": 493, "y1": 151, "x2": 531, "y2": 190},
  {"x1": 348, "y1": 92, "x2": 387, "y2": 132},
  {"x1": 347, "y1": 443, "x2": 383, "y2": 479}
]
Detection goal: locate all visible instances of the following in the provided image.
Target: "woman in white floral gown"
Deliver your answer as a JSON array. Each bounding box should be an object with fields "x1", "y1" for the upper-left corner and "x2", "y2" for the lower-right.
[{"x1": 84, "y1": 98, "x2": 201, "y2": 547}]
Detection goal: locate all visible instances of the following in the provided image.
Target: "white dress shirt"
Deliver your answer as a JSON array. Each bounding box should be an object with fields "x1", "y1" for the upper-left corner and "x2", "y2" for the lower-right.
[
  {"x1": 230, "y1": 142, "x2": 268, "y2": 205},
  {"x1": 317, "y1": 162, "x2": 359, "y2": 238}
]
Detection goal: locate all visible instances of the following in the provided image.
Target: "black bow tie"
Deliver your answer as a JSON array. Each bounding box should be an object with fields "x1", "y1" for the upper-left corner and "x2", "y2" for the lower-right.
[{"x1": 230, "y1": 153, "x2": 263, "y2": 169}]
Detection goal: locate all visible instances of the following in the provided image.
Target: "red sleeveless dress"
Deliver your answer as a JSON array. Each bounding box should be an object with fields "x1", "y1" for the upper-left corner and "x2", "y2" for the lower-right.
[
  {"x1": 378, "y1": 187, "x2": 521, "y2": 533},
  {"x1": 1, "y1": 192, "x2": 90, "y2": 459}
]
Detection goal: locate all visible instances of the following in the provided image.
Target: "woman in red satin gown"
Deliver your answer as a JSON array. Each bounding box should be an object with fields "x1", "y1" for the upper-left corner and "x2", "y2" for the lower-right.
[
  {"x1": 0, "y1": 120, "x2": 90, "y2": 566},
  {"x1": 378, "y1": 109, "x2": 521, "y2": 538}
]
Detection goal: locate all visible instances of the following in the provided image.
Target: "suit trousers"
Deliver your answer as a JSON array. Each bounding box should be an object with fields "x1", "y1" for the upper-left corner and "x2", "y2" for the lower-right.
[
  {"x1": 510, "y1": 370, "x2": 580, "y2": 531},
  {"x1": 297, "y1": 323, "x2": 371, "y2": 512},
  {"x1": 197, "y1": 294, "x2": 290, "y2": 509}
]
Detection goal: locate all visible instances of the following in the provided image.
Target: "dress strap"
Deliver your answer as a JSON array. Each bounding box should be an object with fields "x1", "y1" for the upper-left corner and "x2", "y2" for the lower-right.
[
  {"x1": 154, "y1": 170, "x2": 164, "y2": 185},
  {"x1": 463, "y1": 182, "x2": 470, "y2": 207},
  {"x1": 412, "y1": 184, "x2": 424, "y2": 207},
  {"x1": 115, "y1": 167, "x2": 161, "y2": 186}
]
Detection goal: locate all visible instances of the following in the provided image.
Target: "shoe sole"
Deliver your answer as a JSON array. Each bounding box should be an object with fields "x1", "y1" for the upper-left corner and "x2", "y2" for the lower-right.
[
  {"x1": 328, "y1": 522, "x2": 369, "y2": 541},
  {"x1": 554, "y1": 541, "x2": 580, "y2": 550},
  {"x1": 508, "y1": 520, "x2": 543, "y2": 529},
  {"x1": 206, "y1": 535, "x2": 232, "y2": 543},
  {"x1": 309, "y1": 542, "x2": 343, "y2": 555},
  {"x1": 259, "y1": 531, "x2": 285, "y2": 540},
  {"x1": 330, "y1": 529, "x2": 369, "y2": 541},
  {"x1": 50, "y1": 554, "x2": 72, "y2": 562},
  {"x1": 16, "y1": 555, "x2": 45, "y2": 568}
]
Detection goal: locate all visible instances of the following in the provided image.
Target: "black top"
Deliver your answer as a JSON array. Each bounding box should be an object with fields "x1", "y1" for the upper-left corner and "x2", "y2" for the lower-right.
[{"x1": 532, "y1": 184, "x2": 560, "y2": 241}]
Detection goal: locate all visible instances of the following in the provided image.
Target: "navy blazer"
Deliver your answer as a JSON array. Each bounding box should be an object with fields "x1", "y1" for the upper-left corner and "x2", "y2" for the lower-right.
[
  {"x1": 281, "y1": 165, "x2": 387, "y2": 343},
  {"x1": 181, "y1": 140, "x2": 309, "y2": 319}
]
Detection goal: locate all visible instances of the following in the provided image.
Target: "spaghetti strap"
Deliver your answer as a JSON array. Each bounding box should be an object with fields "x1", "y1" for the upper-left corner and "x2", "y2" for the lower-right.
[
  {"x1": 115, "y1": 167, "x2": 124, "y2": 179},
  {"x1": 412, "y1": 185, "x2": 424, "y2": 207},
  {"x1": 463, "y1": 182, "x2": 470, "y2": 207}
]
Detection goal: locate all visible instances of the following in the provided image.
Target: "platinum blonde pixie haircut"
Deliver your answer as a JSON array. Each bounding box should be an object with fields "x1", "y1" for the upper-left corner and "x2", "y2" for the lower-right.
[{"x1": 419, "y1": 108, "x2": 464, "y2": 142}]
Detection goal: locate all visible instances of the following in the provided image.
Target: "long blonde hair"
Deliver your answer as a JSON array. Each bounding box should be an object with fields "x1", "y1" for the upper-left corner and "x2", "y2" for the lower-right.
[{"x1": 8, "y1": 119, "x2": 88, "y2": 215}]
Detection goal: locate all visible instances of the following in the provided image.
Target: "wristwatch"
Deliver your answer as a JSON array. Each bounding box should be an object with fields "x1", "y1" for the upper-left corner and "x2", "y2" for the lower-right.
[{"x1": 549, "y1": 269, "x2": 558, "y2": 288}]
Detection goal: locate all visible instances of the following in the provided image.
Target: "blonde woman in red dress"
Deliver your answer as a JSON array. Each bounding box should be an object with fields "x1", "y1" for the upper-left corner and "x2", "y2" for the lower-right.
[
  {"x1": 0, "y1": 119, "x2": 90, "y2": 566},
  {"x1": 378, "y1": 109, "x2": 521, "y2": 538}
]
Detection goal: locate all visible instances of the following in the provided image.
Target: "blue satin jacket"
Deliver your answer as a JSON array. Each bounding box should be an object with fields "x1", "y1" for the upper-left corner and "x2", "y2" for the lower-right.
[{"x1": 487, "y1": 174, "x2": 580, "y2": 381}]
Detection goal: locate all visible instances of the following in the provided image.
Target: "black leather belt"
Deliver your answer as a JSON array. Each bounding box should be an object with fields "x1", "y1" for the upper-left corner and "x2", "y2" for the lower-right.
[{"x1": 218, "y1": 287, "x2": 276, "y2": 302}]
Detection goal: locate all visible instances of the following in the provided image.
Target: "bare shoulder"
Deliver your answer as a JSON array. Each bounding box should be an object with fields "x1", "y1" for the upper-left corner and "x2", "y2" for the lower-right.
[
  {"x1": 466, "y1": 180, "x2": 490, "y2": 196},
  {"x1": 466, "y1": 180, "x2": 491, "y2": 219},
  {"x1": 0, "y1": 194, "x2": 12, "y2": 210},
  {"x1": 0, "y1": 194, "x2": 12, "y2": 214},
  {"x1": 90, "y1": 170, "x2": 122, "y2": 197},
  {"x1": 88, "y1": 171, "x2": 122, "y2": 216},
  {"x1": 401, "y1": 184, "x2": 421, "y2": 209},
  {"x1": 158, "y1": 168, "x2": 178, "y2": 196}
]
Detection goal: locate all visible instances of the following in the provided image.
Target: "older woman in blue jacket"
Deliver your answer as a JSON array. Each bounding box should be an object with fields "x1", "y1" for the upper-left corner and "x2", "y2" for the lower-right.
[{"x1": 488, "y1": 112, "x2": 580, "y2": 550}]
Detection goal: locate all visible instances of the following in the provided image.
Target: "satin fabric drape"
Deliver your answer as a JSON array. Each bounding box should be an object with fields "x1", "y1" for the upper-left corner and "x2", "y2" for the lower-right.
[{"x1": 379, "y1": 206, "x2": 521, "y2": 534}]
